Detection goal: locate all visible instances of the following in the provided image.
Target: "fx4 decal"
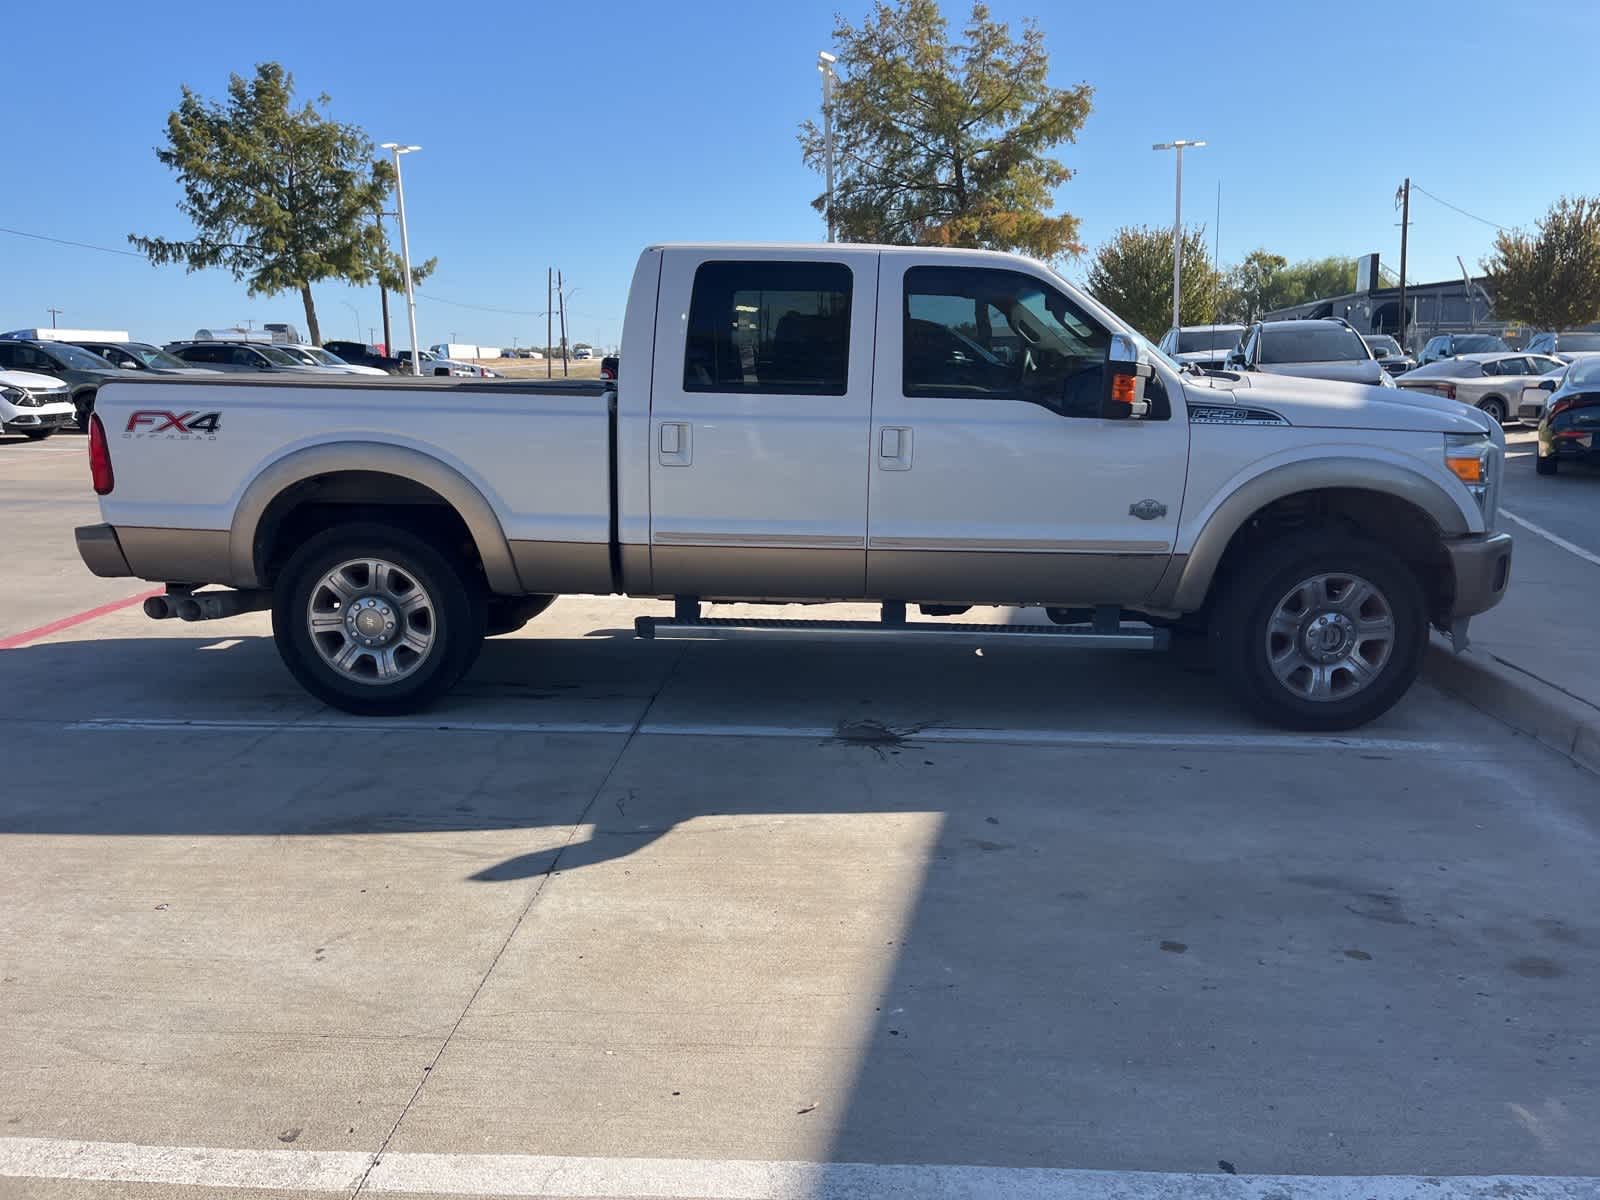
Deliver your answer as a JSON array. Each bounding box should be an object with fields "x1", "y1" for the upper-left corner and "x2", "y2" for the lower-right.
[{"x1": 124, "y1": 410, "x2": 223, "y2": 438}]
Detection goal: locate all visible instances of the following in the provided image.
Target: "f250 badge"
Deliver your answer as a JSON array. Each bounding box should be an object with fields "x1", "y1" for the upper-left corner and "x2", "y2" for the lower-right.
[{"x1": 124, "y1": 410, "x2": 222, "y2": 439}]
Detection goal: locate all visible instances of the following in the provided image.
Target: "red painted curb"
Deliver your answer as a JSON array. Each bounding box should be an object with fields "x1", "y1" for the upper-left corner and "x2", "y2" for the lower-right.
[{"x1": 0, "y1": 588, "x2": 164, "y2": 650}]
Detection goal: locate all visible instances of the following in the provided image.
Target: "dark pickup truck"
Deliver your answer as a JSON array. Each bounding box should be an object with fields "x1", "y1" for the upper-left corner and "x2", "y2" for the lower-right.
[{"x1": 321, "y1": 341, "x2": 405, "y2": 374}]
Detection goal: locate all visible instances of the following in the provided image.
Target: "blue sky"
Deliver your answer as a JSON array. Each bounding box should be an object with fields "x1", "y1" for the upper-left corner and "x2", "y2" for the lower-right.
[{"x1": 3, "y1": 0, "x2": 1596, "y2": 352}]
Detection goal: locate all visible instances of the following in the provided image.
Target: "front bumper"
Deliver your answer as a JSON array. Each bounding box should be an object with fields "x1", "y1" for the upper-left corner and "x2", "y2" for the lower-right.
[
  {"x1": 3, "y1": 408, "x2": 75, "y2": 432},
  {"x1": 1446, "y1": 532, "x2": 1513, "y2": 618},
  {"x1": 76, "y1": 523, "x2": 134, "y2": 578}
]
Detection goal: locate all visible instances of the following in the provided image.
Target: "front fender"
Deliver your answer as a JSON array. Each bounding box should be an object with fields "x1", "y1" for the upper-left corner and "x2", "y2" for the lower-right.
[{"x1": 1158, "y1": 454, "x2": 1475, "y2": 612}]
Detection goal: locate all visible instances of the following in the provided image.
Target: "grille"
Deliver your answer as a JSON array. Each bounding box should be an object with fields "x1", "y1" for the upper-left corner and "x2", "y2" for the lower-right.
[{"x1": 19, "y1": 388, "x2": 70, "y2": 408}]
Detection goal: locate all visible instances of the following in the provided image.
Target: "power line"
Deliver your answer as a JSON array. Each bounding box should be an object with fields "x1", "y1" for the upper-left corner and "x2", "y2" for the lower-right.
[
  {"x1": 1410, "y1": 185, "x2": 1507, "y2": 231},
  {"x1": 415, "y1": 293, "x2": 543, "y2": 316},
  {"x1": 0, "y1": 225, "x2": 146, "y2": 258}
]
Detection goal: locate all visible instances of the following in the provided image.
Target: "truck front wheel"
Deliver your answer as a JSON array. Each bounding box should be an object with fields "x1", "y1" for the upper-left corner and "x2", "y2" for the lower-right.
[
  {"x1": 272, "y1": 523, "x2": 486, "y2": 715},
  {"x1": 1212, "y1": 533, "x2": 1426, "y2": 730}
]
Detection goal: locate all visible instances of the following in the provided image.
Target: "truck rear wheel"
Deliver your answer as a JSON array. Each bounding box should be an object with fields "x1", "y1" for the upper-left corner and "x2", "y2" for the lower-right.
[
  {"x1": 272, "y1": 522, "x2": 486, "y2": 715},
  {"x1": 1212, "y1": 532, "x2": 1425, "y2": 730}
]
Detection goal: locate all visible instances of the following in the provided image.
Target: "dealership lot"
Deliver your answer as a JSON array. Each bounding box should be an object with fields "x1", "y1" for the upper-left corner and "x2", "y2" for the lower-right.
[{"x1": 2, "y1": 441, "x2": 1598, "y2": 1198}]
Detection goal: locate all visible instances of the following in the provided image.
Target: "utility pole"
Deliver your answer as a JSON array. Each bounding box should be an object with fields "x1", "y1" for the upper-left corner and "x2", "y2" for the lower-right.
[
  {"x1": 380, "y1": 289, "x2": 392, "y2": 353},
  {"x1": 547, "y1": 268, "x2": 554, "y2": 379},
  {"x1": 818, "y1": 51, "x2": 838, "y2": 242},
  {"x1": 1396, "y1": 178, "x2": 1411, "y2": 350},
  {"x1": 1153, "y1": 140, "x2": 1205, "y2": 333},
  {"x1": 47, "y1": 307, "x2": 62, "y2": 329},
  {"x1": 557, "y1": 270, "x2": 570, "y2": 378}
]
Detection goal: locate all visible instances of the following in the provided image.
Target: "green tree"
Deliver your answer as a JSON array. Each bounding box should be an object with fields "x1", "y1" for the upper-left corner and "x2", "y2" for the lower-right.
[
  {"x1": 131, "y1": 63, "x2": 416, "y2": 344},
  {"x1": 1085, "y1": 225, "x2": 1223, "y2": 340},
  {"x1": 799, "y1": 0, "x2": 1092, "y2": 259},
  {"x1": 1483, "y1": 195, "x2": 1600, "y2": 330},
  {"x1": 1220, "y1": 249, "x2": 1288, "y2": 323}
]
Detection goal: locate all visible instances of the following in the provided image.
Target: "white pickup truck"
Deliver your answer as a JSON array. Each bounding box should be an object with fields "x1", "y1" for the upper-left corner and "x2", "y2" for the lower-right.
[{"x1": 76, "y1": 243, "x2": 1512, "y2": 729}]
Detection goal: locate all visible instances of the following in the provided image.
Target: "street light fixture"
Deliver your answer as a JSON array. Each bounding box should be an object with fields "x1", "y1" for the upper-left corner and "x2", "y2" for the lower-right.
[
  {"x1": 1152, "y1": 139, "x2": 1206, "y2": 334},
  {"x1": 381, "y1": 143, "x2": 423, "y2": 377},
  {"x1": 817, "y1": 51, "x2": 838, "y2": 243}
]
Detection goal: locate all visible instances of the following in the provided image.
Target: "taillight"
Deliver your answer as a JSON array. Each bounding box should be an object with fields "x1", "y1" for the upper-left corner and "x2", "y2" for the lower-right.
[
  {"x1": 88, "y1": 413, "x2": 114, "y2": 495},
  {"x1": 1441, "y1": 384, "x2": 1456, "y2": 400}
]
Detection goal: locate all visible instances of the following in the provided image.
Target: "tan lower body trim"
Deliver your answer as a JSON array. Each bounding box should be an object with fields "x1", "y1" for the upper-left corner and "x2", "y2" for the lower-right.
[
  {"x1": 651, "y1": 545, "x2": 865, "y2": 599},
  {"x1": 508, "y1": 540, "x2": 614, "y2": 595},
  {"x1": 868, "y1": 549, "x2": 1171, "y2": 607},
  {"x1": 116, "y1": 527, "x2": 233, "y2": 585}
]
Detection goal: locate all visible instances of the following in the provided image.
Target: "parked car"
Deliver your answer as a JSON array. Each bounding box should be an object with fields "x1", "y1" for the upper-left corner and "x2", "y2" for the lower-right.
[
  {"x1": 1417, "y1": 332, "x2": 1509, "y2": 366},
  {"x1": 572, "y1": 346, "x2": 594, "y2": 361},
  {"x1": 1229, "y1": 319, "x2": 1391, "y2": 386},
  {"x1": 320, "y1": 341, "x2": 405, "y2": 373},
  {"x1": 0, "y1": 368, "x2": 76, "y2": 440},
  {"x1": 1158, "y1": 324, "x2": 1245, "y2": 371},
  {"x1": 0, "y1": 338, "x2": 124, "y2": 428},
  {"x1": 600, "y1": 355, "x2": 619, "y2": 381},
  {"x1": 276, "y1": 344, "x2": 389, "y2": 377},
  {"x1": 1534, "y1": 357, "x2": 1600, "y2": 475},
  {"x1": 77, "y1": 241, "x2": 1510, "y2": 731},
  {"x1": 1395, "y1": 353, "x2": 1564, "y2": 424},
  {"x1": 165, "y1": 341, "x2": 341, "y2": 375},
  {"x1": 1361, "y1": 334, "x2": 1415, "y2": 376},
  {"x1": 1525, "y1": 330, "x2": 1600, "y2": 359},
  {"x1": 66, "y1": 340, "x2": 221, "y2": 376}
]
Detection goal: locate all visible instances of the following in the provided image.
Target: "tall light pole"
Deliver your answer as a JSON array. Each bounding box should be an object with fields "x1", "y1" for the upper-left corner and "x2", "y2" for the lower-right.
[
  {"x1": 818, "y1": 51, "x2": 838, "y2": 242},
  {"x1": 343, "y1": 300, "x2": 361, "y2": 341},
  {"x1": 1152, "y1": 139, "x2": 1205, "y2": 333},
  {"x1": 382, "y1": 143, "x2": 423, "y2": 376}
]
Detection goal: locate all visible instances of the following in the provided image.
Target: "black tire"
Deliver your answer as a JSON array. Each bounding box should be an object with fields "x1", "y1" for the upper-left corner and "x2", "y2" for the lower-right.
[
  {"x1": 21, "y1": 429, "x2": 55, "y2": 441},
  {"x1": 74, "y1": 392, "x2": 96, "y2": 432},
  {"x1": 1211, "y1": 532, "x2": 1426, "y2": 731},
  {"x1": 486, "y1": 594, "x2": 556, "y2": 636},
  {"x1": 1478, "y1": 396, "x2": 1507, "y2": 424},
  {"x1": 1535, "y1": 452, "x2": 1558, "y2": 476},
  {"x1": 271, "y1": 522, "x2": 486, "y2": 715}
]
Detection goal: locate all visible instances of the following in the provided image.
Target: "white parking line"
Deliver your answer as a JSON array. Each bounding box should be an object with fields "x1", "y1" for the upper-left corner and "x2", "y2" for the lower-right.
[
  {"x1": 1501, "y1": 508, "x2": 1600, "y2": 569},
  {"x1": 64, "y1": 715, "x2": 1462, "y2": 754},
  {"x1": 3, "y1": 1137, "x2": 1597, "y2": 1199}
]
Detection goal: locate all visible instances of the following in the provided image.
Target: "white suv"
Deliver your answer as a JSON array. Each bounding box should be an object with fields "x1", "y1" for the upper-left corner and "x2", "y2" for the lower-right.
[{"x1": 1, "y1": 369, "x2": 77, "y2": 441}]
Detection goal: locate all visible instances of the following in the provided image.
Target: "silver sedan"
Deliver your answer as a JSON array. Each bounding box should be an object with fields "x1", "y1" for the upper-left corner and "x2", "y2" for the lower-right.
[{"x1": 1395, "y1": 352, "x2": 1564, "y2": 424}]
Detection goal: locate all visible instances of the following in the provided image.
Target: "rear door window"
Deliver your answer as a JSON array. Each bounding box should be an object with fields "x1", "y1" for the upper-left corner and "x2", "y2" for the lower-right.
[{"x1": 683, "y1": 260, "x2": 852, "y2": 395}]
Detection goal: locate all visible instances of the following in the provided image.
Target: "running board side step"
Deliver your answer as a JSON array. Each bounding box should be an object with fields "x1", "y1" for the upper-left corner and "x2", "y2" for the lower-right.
[{"x1": 634, "y1": 614, "x2": 1170, "y2": 650}]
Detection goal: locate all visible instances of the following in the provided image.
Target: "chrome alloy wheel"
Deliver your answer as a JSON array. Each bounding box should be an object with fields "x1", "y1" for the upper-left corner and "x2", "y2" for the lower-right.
[
  {"x1": 306, "y1": 558, "x2": 436, "y2": 684},
  {"x1": 1265, "y1": 572, "x2": 1395, "y2": 702}
]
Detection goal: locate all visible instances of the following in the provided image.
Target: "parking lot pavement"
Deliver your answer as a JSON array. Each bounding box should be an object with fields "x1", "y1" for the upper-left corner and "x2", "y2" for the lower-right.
[
  {"x1": 3, "y1": 447, "x2": 1599, "y2": 1199},
  {"x1": 1500, "y1": 429, "x2": 1600, "y2": 563}
]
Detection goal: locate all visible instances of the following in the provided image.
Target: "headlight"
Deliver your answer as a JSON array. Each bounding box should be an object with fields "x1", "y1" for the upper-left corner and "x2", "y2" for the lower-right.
[
  {"x1": 0, "y1": 386, "x2": 23, "y2": 404},
  {"x1": 1445, "y1": 433, "x2": 1498, "y2": 526}
]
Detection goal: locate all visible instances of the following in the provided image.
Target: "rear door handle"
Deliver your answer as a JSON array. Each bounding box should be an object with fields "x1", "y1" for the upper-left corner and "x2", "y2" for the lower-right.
[
  {"x1": 878, "y1": 425, "x2": 912, "y2": 471},
  {"x1": 658, "y1": 421, "x2": 691, "y2": 466}
]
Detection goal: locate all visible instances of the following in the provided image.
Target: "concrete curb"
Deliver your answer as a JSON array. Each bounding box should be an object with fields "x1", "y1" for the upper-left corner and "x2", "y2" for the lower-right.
[{"x1": 1425, "y1": 635, "x2": 1600, "y2": 775}]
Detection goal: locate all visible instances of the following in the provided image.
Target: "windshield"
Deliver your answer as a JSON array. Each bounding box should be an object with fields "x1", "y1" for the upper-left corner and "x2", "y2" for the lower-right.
[
  {"x1": 258, "y1": 345, "x2": 302, "y2": 366},
  {"x1": 277, "y1": 346, "x2": 318, "y2": 365},
  {"x1": 1453, "y1": 334, "x2": 1506, "y2": 353},
  {"x1": 1363, "y1": 336, "x2": 1401, "y2": 356},
  {"x1": 306, "y1": 347, "x2": 347, "y2": 365},
  {"x1": 128, "y1": 344, "x2": 192, "y2": 369},
  {"x1": 1567, "y1": 357, "x2": 1600, "y2": 388},
  {"x1": 1558, "y1": 332, "x2": 1600, "y2": 352},
  {"x1": 45, "y1": 343, "x2": 117, "y2": 371},
  {"x1": 1176, "y1": 329, "x2": 1242, "y2": 353},
  {"x1": 1259, "y1": 324, "x2": 1369, "y2": 364}
]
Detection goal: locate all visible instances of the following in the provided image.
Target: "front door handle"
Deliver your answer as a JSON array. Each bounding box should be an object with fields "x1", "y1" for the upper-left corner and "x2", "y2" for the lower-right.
[
  {"x1": 658, "y1": 421, "x2": 692, "y2": 466},
  {"x1": 878, "y1": 425, "x2": 913, "y2": 471}
]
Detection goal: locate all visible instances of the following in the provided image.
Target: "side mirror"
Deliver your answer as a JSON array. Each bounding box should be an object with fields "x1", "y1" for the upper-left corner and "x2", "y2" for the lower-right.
[
  {"x1": 1102, "y1": 333, "x2": 1153, "y2": 420},
  {"x1": 119, "y1": 361, "x2": 139, "y2": 370},
  {"x1": 1226, "y1": 350, "x2": 1246, "y2": 368}
]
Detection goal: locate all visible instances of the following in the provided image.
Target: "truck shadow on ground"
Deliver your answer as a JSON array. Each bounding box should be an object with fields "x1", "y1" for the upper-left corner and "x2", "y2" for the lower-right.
[{"x1": 1, "y1": 631, "x2": 1595, "y2": 1175}]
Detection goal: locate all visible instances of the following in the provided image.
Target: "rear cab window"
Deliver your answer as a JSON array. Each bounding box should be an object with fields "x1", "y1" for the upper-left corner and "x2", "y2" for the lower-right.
[{"x1": 683, "y1": 260, "x2": 851, "y2": 395}]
